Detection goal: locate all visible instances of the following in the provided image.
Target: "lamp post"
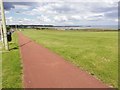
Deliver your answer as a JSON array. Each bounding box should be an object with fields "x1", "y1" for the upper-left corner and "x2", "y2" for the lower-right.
[
  {"x1": 15, "y1": 11, "x2": 20, "y2": 31},
  {"x1": 0, "y1": 0, "x2": 9, "y2": 50},
  {"x1": 16, "y1": 24, "x2": 17, "y2": 30},
  {"x1": 18, "y1": 19, "x2": 22, "y2": 31}
]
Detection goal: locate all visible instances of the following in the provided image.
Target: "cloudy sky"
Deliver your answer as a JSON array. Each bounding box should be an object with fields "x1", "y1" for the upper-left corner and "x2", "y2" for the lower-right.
[{"x1": 2, "y1": 0, "x2": 119, "y2": 25}]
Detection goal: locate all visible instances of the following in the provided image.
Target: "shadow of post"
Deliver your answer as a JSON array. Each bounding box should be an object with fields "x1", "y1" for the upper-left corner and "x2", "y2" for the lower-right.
[{"x1": 20, "y1": 40, "x2": 32, "y2": 47}]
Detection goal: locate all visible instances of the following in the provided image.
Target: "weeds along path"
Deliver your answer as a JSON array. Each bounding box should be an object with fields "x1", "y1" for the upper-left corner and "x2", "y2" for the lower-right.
[{"x1": 18, "y1": 32, "x2": 109, "y2": 88}]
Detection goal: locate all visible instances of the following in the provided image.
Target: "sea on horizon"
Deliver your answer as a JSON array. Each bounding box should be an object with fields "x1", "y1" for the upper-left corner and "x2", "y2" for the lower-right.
[{"x1": 37, "y1": 25, "x2": 118, "y2": 30}]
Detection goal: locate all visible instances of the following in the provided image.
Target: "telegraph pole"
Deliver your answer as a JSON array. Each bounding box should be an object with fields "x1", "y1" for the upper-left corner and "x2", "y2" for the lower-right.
[
  {"x1": 0, "y1": 7, "x2": 4, "y2": 43},
  {"x1": 0, "y1": 24, "x2": 4, "y2": 43},
  {"x1": 0, "y1": 0, "x2": 9, "y2": 50}
]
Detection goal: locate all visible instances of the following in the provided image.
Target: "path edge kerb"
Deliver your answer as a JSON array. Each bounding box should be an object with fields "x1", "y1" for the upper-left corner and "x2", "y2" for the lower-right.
[{"x1": 17, "y1": 31, "x2": 25, "y2": 88}]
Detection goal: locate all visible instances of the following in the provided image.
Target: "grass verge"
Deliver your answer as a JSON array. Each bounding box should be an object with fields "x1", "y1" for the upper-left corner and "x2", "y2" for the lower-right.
[
  {"x1": 22, "y1": 29, "x2": 118, "y2": 87},
  {"x1": 2, "y1": 32, "x2": 22, "y2": 88},
  {"x1": 0, "y1": 42, "x2": 2, "y2": 89}
]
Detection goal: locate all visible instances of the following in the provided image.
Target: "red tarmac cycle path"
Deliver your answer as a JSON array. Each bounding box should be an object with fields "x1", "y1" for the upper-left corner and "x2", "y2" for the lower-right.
[{"x1": 18, "y1": 32, "x2": 109, "y2": 88}]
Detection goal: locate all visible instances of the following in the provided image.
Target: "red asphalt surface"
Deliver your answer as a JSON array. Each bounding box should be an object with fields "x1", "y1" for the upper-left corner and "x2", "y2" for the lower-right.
[{"x1": 18, "y1": 32, "x2": 109, "y2": 88}]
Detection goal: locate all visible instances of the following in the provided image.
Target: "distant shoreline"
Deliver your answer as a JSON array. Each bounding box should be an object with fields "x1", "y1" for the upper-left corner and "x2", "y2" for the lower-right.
[
  {"x1": 34, "y1": 28, "x2": 118, "y2": 31},
  {"x1": 35, "y1": 27, "x2": 118, "y2": 31},
  {"x1": 7, "y1": 25, "x2": 118, "y2": 30}
]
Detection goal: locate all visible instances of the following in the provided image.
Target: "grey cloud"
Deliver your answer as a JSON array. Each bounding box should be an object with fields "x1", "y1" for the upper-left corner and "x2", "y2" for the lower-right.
[
  {"x1": 52, "y1": 4, "x2": 76, "y2": 13},
  {"x1": 4, "y1": 2, "x2": 38, "y2": 11},
  {"x1": 92, "y1": 6, "x2": 117, "y2": 13},
  {"x1": 87, "y1": 2, "x2": 118, "y2": 13},
  {"x1": 4, "y1": 2, "x2": 15, "y2": 10},
  {"x1": 105, "y1": 10, "x2": 118, "y2": 18}
]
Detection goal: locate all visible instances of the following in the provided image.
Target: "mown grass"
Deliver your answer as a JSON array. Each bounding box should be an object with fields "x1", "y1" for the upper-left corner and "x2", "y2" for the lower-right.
[
  {"x1": 2, "y1": 32, "x2": 22, "y2": 88},
  {"x1": 0, "y1": 42, "x2": 2, "y2": 89},
  {"x1": 22, "y1": 29, "x2": 118, "y2": 87}
]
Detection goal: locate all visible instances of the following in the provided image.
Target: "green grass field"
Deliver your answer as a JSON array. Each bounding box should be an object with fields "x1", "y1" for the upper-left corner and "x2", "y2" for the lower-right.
[
  {"x1": 2, "y1": 32, "x2": 22, "y2": 88},
  {"x1": 22, "y1": 29, "x2": 118, "y2": 87},
  {"x1": 0, "y1": 42, "x2": 2, "y2": 89}
]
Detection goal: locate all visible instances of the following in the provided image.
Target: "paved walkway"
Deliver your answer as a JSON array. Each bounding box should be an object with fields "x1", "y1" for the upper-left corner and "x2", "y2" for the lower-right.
[{"x1": 18, "y1": 32, "x2": 108, "y2": 88}]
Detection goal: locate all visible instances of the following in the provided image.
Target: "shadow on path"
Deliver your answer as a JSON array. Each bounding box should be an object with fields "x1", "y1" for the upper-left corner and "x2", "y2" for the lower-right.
[{"x1": 19, "y1": 40, "x2": 32, "y2": 47}]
